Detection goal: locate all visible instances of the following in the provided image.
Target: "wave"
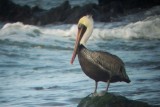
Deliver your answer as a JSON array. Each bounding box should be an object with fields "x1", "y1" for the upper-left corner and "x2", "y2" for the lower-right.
[
  {"x1": 0, "y1": 15, "x2": 160, "y2": 44},
  {"x1": 93, "y1": 15, "x2": 160, "y2": 40},
  {"x1": 0, "y1": 22, "x2": 76, "y2": 39},
  {"x1": 0, "y1": 22, "x2": 42, "y2": 42}
]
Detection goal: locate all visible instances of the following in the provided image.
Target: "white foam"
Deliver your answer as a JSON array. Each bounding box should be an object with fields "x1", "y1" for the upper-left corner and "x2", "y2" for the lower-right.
[
  {"x1": 41, "y1": 15, "x2": 160, "y2": 40},
  {"x1": 0, "y1": 15, "x2": 160, "y2": 43},
  {"x1": 0, "y1": 22, "x2": 77, "y2": 44},
  {"x1": 41, "y1": 24, "x2": 77, "y2": 37},
  {"x1": 1, "y1": 22, "x2": 40, "y2": 36},
  {"x1": 0, "y1": 22, "x2": 43, "y2": 44},
  {"x1": 92, "y1": 15, "x2": 160, "y2": 40}
]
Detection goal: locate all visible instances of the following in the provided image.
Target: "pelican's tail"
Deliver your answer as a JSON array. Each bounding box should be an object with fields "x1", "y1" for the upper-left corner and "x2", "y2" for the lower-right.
[
  {"x1": 122, "y1": 73, "x2": 131, "y2": 83},
  {"x1": 121, "y1": 68, "x2": 131, "y2": 83},
  {"x1": 124, "y1": 78, "x2": 131, "y2": 83}
]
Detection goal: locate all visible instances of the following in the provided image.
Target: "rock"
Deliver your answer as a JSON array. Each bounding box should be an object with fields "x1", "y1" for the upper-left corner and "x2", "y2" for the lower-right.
[
  {"x1": 34, "y1": 0, "x2": 71, "y2": 25},
  {"x1": 98, "y1": 0, "x2": 160, "y2": 9},
  {"x1": 98, "y1": 0, "x2": 123, "y2": 6},
  {"x1": 0, "y1": 0, "x2": 160, "y2": 25},
  {"x1": 121, "y1": 0, "x2": 160, "y2": 9},
  {"x1": 64, "y1": 3, "x2": 101, "y2": 23},
  {"x1": 98, "y1": 1, "x2": 124, "y2": 22},
  {"x1": 78, "y1": 92, "x2": 157, "y2": 107},
  {"x1": 0, "y1": 0, "x2": 43, "y2": 24}
]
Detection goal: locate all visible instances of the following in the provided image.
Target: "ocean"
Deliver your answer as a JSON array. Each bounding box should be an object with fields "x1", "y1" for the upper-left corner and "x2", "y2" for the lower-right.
[{"x1": 0, "y1": 2, "x2": 160, "y2": 107}]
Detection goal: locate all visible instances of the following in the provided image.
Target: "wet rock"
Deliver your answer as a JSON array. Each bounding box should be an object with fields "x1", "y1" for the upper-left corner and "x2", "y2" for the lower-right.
[
  {"x1": 34, "y1": 0, "x2": 71, "y2": 25},
  {"x1": 0, "y1": 0, "x2": 160, "y2": 25},
  {"x1": 98, "y1": 0, "x2": 160, "y2": 9},
  {"x1": 0, "y1": 0, "x2": 42, "y2": 24},
  {"x1": 78, "y1": 92, "x2": 157, "y2": 107},
  {"x1": 64, "y1": 3, "x2": 101, "y2": 23},
  {"x1": 121, "y1": 0, "x2": 160, "y2": 9},
  {"x1": 98, "y1": 1, "x2": 124, "y2": 22}
]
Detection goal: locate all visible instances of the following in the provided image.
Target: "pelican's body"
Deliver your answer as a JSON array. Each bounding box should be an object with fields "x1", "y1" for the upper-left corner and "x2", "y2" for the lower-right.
[
  {"x1": 71, "y1": 15, "x2": 130, "y2": 93},
  {"x1": 78, "y1": 45, "x2": 129, "y2": 83}
]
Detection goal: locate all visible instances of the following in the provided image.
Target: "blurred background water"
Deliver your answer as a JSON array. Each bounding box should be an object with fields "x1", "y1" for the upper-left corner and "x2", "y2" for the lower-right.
[{"x1": 0, "y1": 1, "x2": 160, "y2": 107}]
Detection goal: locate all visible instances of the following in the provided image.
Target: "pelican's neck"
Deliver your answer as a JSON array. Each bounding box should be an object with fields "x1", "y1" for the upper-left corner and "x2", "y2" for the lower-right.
[{"x1": 80, "y1": 25, "x2": 93, "y2": 45}]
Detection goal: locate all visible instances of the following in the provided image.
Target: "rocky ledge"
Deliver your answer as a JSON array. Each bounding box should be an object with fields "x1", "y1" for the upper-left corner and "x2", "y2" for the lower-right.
[
  {"x1": 0, "y1": 0, "x2": 160, "y2": 25},
  {"x1": 78, "y1": 92, "x2": 158, "y2": 107}
]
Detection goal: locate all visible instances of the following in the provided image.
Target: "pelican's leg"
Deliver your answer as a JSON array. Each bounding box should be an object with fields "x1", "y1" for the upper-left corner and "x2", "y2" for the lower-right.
[
  {"x1": 106, "y1": 80, "x2": 110, "y2": 92},
  {"x1": 94, "y1": 81, "x2": 98, "y2": 94},
  {"x1": 88, "y1": 81, "x2": 98, "y2": 97}
]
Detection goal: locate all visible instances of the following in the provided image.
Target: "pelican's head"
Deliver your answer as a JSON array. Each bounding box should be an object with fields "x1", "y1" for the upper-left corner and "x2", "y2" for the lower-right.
[{"x1": 70, "y1": 15, "x2": 94, "y2": 64}]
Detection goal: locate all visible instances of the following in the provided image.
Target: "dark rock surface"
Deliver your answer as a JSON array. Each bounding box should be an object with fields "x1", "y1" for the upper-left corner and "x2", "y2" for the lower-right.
[
  {"x1": 77, "y1": 92, "x2": 158, "y2": 107},
  {"x1": 0, "y1": 0, "x2": 160, "y2": 25},
  {"x1": 0, "y1": 0, "x2": 43, "y2": 24}
]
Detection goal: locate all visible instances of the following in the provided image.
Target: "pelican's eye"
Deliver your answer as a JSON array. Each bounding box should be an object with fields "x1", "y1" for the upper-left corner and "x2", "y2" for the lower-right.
[
  {"x1": 77, "y1": 24, "x2": 87, "y2": 37},
  {"x1": 78, "y1": 24, "x2": 85, "y2": 29}
]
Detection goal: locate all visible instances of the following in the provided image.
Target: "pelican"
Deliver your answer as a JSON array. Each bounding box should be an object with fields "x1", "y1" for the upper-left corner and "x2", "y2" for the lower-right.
[{"x1": 70, "y1": 15, "x2": 130, "y2": 93}]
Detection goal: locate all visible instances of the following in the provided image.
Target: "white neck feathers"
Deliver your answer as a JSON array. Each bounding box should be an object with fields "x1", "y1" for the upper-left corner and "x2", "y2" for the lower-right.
[
  {"x1": 80, "y1": 25, "x2": 93, "y2": 45},
  {"x1": 79, "y1": 15, "x2": 94, "y2": 45}
]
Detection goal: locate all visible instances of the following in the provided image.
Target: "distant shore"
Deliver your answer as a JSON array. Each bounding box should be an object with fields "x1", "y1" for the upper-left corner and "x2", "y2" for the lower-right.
[{"x1": 0, "y1": 0, "x2": 160, "y2": 25}]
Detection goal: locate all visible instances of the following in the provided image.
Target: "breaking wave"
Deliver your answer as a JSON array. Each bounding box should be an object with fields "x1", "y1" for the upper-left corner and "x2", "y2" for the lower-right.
[
  {"x1": 0, "y1": 15, "x2": 160, "y2": 43},
  {"x1": 93, "y1": 15, "x2": 160, "y2": 40}
]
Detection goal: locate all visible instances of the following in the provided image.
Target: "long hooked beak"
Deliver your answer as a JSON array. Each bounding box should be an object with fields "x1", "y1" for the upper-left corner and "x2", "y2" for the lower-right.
[{"x1": 70, "y1": 24, "x2": 86, "y2": 64}]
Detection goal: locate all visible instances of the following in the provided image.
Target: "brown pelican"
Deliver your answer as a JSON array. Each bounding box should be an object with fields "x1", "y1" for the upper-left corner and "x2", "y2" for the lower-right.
[{"x1": 70, "y1": 15, "x2": 130, "y2": 93}]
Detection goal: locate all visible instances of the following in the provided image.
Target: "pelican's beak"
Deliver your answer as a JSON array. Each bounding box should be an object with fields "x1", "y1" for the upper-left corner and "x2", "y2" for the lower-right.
[{"x1": 70, "y1": 24, "x2": 87, "y2": 64}]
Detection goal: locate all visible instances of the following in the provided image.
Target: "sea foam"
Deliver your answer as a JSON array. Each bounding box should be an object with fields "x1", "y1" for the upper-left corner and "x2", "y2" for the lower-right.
[
  {"x1": 92, "y1": 15, "x2": 160, "y2": 40},
  {"x1": 0, "y1": 15, "x2": 160, "y2": 42}
]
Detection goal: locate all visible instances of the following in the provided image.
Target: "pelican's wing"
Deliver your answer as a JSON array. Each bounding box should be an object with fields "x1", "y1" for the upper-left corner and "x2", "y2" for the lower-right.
[{"x1": 90, "y1": 51, "x2": 125, "y2": 74}]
